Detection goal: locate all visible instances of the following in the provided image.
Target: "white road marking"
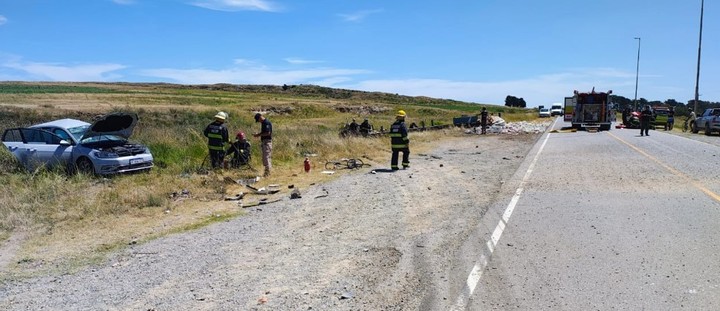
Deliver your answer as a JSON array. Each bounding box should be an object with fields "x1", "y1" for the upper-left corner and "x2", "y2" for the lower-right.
[{"x1": 451, "y1": 127, "x2": 552, "y2": 311}]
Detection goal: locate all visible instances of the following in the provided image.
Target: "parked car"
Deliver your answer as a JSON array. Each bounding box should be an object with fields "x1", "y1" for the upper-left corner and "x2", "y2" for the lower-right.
[
  {"x1": 693, "y1": 108, "x2": 720, "y2": 135},
  {"x1": 538, "y1": 108, "x2": 551, "y2": 118},
  {"x1": 1, "y1": 112, "x2": 154, "y2": 175},
  {"x1": 651, "y1": 106, "x2": 670, "y2": 130}
]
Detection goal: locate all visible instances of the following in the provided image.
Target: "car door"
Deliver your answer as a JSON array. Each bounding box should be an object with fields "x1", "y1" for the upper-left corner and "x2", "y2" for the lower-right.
[
  {"x1": 2, "y1": 128, "x2": 29, "y2": 168},
  {"x1": 2, "y1": 128, "x2": 72, "y2": 171}
]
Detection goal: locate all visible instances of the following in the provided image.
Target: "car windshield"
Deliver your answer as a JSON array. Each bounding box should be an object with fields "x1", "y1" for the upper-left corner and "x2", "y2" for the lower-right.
[
  {"x1": 68, "y1": 125, "x2": 90, "y2": 141},
  {"x1": 80, "y1": 134, "x2": 128, "y2": 145}
]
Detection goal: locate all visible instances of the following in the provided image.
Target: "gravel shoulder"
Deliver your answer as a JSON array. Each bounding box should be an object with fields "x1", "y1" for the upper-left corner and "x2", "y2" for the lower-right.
[{"x1": 0, "y1": 133, "x2": 541, "y2": 310}]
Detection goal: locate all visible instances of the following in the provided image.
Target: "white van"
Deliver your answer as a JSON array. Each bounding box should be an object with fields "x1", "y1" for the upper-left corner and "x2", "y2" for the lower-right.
[{"x1": 550, "y1": 104, "x2": 563, "y2": 116}]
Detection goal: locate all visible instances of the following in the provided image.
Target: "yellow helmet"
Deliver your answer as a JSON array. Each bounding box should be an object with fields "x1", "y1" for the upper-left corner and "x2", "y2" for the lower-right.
[{"x1": 396, "y1": 110, "x2": 406, "y2": 117}]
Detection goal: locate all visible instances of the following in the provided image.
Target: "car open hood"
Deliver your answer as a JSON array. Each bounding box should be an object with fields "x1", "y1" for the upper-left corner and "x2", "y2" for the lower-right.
[{"x1": 82, "y1": 113, "x2": 138, "y2": 140}]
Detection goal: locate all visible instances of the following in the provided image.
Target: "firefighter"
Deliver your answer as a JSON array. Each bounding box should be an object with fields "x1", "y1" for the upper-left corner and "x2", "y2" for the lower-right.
[
  {"x1": 204, "y1": 111, "x2": 229, "y2": 168},
  {"x1": 640, "y1": 105, "x2": 652, "y2": 136},
  {"x1": 389, "y1": 110, "x2": 410, "y2": 170}
]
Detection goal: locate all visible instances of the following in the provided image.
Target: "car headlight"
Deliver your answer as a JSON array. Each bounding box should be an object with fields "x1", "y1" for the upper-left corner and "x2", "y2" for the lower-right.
[{"x1": 94, "y1": 151, "x2": 119, "y2": 158}]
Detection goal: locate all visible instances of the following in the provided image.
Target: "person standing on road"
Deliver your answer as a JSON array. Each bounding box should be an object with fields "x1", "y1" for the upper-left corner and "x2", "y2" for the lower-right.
[
  {"x1": 667, "y1": 106, "x2": 675, "y2": 130},
  {"x1": 204, "y1": 111, "x2": 229, "y2": 169},
  {"x1": 640, "y1": 105, "x2": 652, "y2": 136},
  {"x1": 253, "y1": 113, "x2": 273, "y2": 177},
  {"x1": 480, "y1": 107, "x2": 488, "y2": 134},
  {"x1": 390, "y1": 110, "x2": 410, "y2": 170}
]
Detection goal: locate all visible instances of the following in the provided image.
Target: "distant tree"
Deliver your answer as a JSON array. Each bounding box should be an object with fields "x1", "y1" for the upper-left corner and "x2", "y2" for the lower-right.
[
  {"x1": 504, "y1": 95, "x2": 526, "y2": 107},
  {"x1": 282, "y1": 84, "x2": 289, "y2": 91},
  {"x1": 664, "y1": 99, "x2": 682, "y2": 107},
  {"x1": 611, "y1": 95, "x2": 632, "y2": 111}
]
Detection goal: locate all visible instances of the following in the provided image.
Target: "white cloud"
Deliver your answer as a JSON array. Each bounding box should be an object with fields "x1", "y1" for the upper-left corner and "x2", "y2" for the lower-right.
[
  {"x1": 2, "y1": 60, "x2": 126, "y2": 81},
  {"x1": 284, "y1": 57, "x2": 323, "y2": 65},
  {"x1": 338, "y1": 9, "x2": 383, "y2": 22},
  {"x1": 0, "y1": 15, "x2": 8, "y2": 26},
  {"x1": 338, "y1": 68, "x2": 645, "y2": 107},
  {"x1": 139, "y1": 66, "x2": 370, "y2": 85},
  {"x1": 189, "y1": 0, "x2": 281, "y2": 12}
]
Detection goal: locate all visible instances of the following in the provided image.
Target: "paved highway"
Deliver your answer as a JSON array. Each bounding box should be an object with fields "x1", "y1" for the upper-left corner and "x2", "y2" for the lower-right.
[{"x1": 455, "y1": 117, "x2": 720, "y2": 310}]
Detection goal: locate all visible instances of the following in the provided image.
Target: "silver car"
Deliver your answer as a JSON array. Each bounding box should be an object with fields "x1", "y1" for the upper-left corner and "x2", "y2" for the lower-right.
[{"x1": 1, "y1": 112, "x2": 154, "y2": 175}]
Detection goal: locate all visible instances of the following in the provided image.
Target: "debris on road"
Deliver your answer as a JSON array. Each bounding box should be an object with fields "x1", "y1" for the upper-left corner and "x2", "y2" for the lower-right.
[
  {"x1": 290, "y1": 188, "x2": 302, "y2": 199},
  {"x1": 224, "y1": 193, "x2": 244, "y2": 201},
  {"x1": 467, "y1": 121, "x2": 551, "y2": 135},
  {"x1": 245, "y1": 185, "x2": 280, "y2": 195}
]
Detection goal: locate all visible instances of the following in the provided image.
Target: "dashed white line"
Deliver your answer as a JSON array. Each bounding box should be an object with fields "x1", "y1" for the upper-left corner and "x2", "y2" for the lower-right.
[{"x1": 451, "y1": 126, "x2": 552, "y2": 310}]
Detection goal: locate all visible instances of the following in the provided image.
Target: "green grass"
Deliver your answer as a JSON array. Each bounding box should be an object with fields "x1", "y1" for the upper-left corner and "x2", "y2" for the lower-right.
[{"x1": 0, "y1": 83, "x2": 118, "y2": 94}]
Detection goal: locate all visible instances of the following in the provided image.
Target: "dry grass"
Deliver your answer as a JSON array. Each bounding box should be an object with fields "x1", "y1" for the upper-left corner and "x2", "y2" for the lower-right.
[{"x1": 0, "y1": 82, "x2": 531, "y2": 278}]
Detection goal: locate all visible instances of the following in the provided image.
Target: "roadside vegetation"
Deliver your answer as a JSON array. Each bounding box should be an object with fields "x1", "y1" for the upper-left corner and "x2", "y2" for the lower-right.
[{"x1": 0, "y1": 82, "x2": 538, "y2": 278}]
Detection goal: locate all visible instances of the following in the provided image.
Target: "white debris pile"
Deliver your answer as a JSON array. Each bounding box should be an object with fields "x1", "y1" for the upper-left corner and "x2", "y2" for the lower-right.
[{"x1": 466, "y1": 119, "x2": 552, "y2": 135}]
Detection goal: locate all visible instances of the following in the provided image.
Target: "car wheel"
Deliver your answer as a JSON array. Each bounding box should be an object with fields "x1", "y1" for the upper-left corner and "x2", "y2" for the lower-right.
[
  {"x1": 692, "y1": 122, "x2": 699, "y2": 134},
  {"x1": 706, "y1": 124, "x2": 712, "y2": 136},
  {"x1": 76, "y1": 157, "x2": 95, "y2": 175}
]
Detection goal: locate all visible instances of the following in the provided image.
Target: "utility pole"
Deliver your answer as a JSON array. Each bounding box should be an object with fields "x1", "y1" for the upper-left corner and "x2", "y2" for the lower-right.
[
  {"x1": 634, "y1": 37, "x2": 641, "y2": 111},
  {"x1": 694, "y1": 0, "x2": 704, "y2": 113}
]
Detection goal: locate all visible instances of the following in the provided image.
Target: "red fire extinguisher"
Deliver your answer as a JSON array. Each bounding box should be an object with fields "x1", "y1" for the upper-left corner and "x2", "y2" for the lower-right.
[{"x1": 304, "y1": 157, "x2": 311, "y2": 173}]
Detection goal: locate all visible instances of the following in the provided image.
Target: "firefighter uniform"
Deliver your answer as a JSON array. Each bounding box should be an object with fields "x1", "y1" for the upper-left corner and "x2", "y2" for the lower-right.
[
  {"x1": 640, "y1": 106, "x2": 652, "y2": 137},
  {"x1": 390, "y1": 110, "x2": 410, "y2": 170},
  {"x1": 204, "y1": 112, "x2": 229, "y2": 168}
]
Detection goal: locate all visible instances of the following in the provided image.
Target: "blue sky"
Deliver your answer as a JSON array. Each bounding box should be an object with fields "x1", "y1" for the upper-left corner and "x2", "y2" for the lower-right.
[{"x1": 0, "y1": 0, "x2": 717, "y2": 107}]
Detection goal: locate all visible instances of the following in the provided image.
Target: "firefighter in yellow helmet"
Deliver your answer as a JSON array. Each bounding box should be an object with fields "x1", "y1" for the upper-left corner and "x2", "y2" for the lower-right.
[
  {"x1": 203, "y1": 111, "x2": 229, "y2": 168},
  {"x1": 389, "y1": 110, "x2": 410, "y2": 170}
]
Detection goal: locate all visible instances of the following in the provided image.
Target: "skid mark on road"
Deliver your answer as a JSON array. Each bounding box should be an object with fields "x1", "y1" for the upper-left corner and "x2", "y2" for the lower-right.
[
  {"x1": 608, "y1": 132, "x2": 720, "y2": 203},
  {"x1": 451, "y1": 130, "x2": 552, "y2": 311}
]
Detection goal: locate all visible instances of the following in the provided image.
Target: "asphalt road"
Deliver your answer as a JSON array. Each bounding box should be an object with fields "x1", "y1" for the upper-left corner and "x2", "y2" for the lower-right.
[{"x1": 453, "y1": 118, "x2": 720, "y2": 310}]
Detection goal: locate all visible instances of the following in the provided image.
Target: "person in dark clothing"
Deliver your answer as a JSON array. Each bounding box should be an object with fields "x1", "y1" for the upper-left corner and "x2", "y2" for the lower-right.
[
  {"x1": 253, "y1": 113, "x2": 273, "y2": 177},
  {"x1": 640, "y1": 105, "x2": 652, "y2": 136},
  {"x1": 226, "y1": 131, "x2": 251, "y2": 168},
  {"x1": 348, "y1": 118, "x2": 359, "y2": 135},
  {"x1": 622, "y1": 107, "x2": 630, "y2": 126},
  {"x1": 389, "y1": 110, "x2": 410, "y2": 170},
  {"x1": 203, "y1": 111, "x2": 229, "y2": 168},
  {"x1": 480, "y1": 107, "x2": 488, "y2": 134},
  {"x1": 359, "y1": 118, "x2": 372, "y2": 136}
]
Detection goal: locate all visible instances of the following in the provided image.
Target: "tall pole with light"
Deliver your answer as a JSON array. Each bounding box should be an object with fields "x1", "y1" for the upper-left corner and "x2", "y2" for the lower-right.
[
  {"x1": 633, "y1": 37, "x2": 641, "y2": 112},
  {"x1": 693, "y1": 0, "x2": 704, "y2": 113}
]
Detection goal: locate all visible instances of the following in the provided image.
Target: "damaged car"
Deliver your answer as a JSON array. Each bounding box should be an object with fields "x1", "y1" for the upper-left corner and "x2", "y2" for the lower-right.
[{"x1": 1, "y1": 112, "x2": 154, "y2": 175}]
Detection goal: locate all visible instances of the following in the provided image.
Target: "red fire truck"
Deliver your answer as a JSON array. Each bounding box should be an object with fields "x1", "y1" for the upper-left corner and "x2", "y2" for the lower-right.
[{"x1": 564, "y1": 89, "x2": 613, "y2": 131}]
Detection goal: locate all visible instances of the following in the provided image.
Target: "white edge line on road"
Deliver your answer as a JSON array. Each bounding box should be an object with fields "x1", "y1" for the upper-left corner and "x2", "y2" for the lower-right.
[{"x1": 451, "y1": 127, "x2": 552, "y2": 311}]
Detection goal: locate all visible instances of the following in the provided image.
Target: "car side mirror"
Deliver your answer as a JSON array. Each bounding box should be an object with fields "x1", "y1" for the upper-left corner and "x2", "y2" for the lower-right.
[{"x1": 59, "y1": 140, "x2": 72, "y2": 146}]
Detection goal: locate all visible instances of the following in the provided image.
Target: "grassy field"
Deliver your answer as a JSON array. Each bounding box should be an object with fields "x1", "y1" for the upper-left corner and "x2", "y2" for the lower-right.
[{"x1": 0, "y1": 81, "x2": 540, "y2": 278}]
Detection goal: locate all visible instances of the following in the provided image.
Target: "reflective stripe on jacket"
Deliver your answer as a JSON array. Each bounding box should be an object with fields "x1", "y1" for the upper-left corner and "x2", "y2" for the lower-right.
[
  {"x1": 390, "y1": 120, "x2": 409, "y2": 149},
  {"x1": 204, "y1": 121, "x2": 229, "y2": 150}
]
